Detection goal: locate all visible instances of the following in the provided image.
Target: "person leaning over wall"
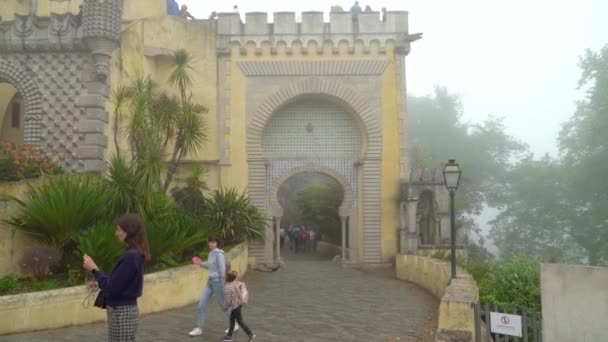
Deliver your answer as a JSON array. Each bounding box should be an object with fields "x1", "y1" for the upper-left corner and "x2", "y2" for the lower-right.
[{"x1": 83, "y1": 214, "x2": 151, "y2": 342}]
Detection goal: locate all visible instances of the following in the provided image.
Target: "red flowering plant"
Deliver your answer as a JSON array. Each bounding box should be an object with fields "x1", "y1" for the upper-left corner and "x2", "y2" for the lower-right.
[{"x1": 0, "y1": 141, "x2": 63, "y2": 181}]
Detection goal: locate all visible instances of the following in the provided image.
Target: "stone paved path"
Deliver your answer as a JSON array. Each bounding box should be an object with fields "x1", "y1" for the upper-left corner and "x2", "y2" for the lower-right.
[{"x1": 1, "y1": 253, "x2": 438, "y2": 342}]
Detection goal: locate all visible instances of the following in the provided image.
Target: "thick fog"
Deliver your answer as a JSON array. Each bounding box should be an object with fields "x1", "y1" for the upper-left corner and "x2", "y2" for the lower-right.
[
  {"x1": 185, "y1": 0, "x2": 606, "y2": 157},
  {"x1": 183, "y1": 0, "x2": 607, "y2": 263}
]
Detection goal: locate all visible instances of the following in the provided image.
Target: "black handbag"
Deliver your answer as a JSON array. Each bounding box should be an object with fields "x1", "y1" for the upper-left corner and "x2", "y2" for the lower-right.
[{"x1": 94, "y1": 289, "x2": 107, "y2": 309}]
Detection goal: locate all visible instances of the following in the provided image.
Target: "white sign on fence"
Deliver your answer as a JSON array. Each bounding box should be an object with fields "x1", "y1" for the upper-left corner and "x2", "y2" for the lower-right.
[{"x1": 490, "y1": 312, "x2": 523, "y2": 337}]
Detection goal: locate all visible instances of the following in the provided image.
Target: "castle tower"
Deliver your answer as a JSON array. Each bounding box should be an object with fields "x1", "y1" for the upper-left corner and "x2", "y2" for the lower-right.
[{"x1": 214, "y1": 10, "x2": 418, "y2": 265}]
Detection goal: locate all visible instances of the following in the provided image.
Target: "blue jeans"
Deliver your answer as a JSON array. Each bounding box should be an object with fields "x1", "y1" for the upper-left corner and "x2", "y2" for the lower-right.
[{"x1": 196, "y1": 277, "x2": 228, "y2": 326}]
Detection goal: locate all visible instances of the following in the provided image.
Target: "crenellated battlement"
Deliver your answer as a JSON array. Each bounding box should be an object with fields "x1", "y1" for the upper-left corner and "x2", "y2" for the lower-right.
[{"x1": 217, "y1": 11, "x2": 419, "y2": 55}]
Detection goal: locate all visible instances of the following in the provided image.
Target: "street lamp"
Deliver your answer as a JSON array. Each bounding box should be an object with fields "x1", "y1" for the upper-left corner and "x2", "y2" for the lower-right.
[{"x1": 443, "y1": 159, "x2": 462, "y2": 281}]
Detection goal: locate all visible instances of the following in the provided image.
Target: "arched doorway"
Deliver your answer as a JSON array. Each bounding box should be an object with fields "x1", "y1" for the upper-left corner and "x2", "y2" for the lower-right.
[
  {"x1": 260, "y1": 96, "x2": 361, "y2": 264},
  {"x1": 0, "y1": 83, "x2": 25, "y2": 144},
  {"x1": 417, "y1": 190, "x2": 439, "y2": 245},
  {"x1": 247, "y1": 78, "x2": 384, "y2": 266},
  {"x1": 276, "y1": 171, "x2": 345, "y2": 259},
  {"x1": 270, "y1": 166, "x2": 356, "y2": 263}
]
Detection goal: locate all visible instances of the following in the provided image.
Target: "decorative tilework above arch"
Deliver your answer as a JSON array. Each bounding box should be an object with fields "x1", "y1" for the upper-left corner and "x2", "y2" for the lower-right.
[{"x1": 247, "y1": 77, "x2": 382, "y2": 161}]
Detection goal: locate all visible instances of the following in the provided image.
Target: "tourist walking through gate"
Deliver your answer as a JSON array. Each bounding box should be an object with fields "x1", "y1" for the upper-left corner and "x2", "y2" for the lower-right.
[
  {"x1": 189, "y1": 237, "x2": 235, "y2": 336},
  {"x1": 299, "y1": 227, "x2": 310, "y2": 254},
  {"x1": 221, "y1": 271, "x2": 256, "y2": 342},
  {"x1": 82, "y1": 214, "x2": 150, "y2": 342},
  {"x1": 291, "y1": 226, "x2": 301, "y2": 253},
  {"x1": 280, "y1": 226, "x2": 286, "y2": 249},
  {"x1": 309, "y1": 229, "x2": 317, "y2": 253}
]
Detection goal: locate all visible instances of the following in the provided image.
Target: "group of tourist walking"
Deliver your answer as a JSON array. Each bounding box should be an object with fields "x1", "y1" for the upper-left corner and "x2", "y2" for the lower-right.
[
  {"x1": 82, "y1": 214, "x2": 255, "y2": 341},
  {"x1": 282, "y1": 225, "x2": 317, "y2": 254}
]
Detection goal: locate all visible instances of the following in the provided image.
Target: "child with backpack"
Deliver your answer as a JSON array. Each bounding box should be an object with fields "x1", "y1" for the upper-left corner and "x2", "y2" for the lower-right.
[{"x1": 221, "y1": 271, "x2": 255, "y2": 342}]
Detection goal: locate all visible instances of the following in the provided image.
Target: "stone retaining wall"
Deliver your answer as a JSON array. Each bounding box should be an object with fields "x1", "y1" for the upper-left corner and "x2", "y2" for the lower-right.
[
  {"x1": 395, "y1": 254, "x2": 478, "y2": 342},
  {"x1": 0, "y1": 242, "x2": 249, "y2": 335},
  {"x1": 0, "y1": 180, "x2": 39, "y2": 277}
]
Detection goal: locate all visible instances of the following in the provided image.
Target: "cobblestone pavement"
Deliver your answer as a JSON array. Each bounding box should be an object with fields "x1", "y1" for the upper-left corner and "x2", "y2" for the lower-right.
[{"x1": 1, "y1": 253, "x2": 438, "y2": 342}]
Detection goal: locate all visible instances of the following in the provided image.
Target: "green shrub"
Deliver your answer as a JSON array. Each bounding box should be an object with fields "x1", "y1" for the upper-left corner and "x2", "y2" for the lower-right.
[
  {"x1": 76, "y1": 224, "x2": 125, "y2": 273},
  {"x1": 5, "y1": 174, "x2": 106, "y2": 247},
  {"x1": 145, "y1": 192, "x2": 178, "y2": 222},
  {"x1": 479, "y1": 256, "x2": 541, "y2": 310},
  {"x1": 66, "y1": 265, "x2": 85, "y2": 286},
  {"x1": 0, "y1": 276, "x2": 23, "y2": 294},
  {"x1": 430, "y1": 249, "x2": 450, "y2": 261},
  {"x1": 32, "y1": 280, "x2": 60, "y2": 292},
  {"x1": 203, "y1": 187, "x2": 267, "y2": 244},
  {"x1": 147, "y1": 214, "x2": 208, "y2": 263},
  {"x1": 461, "y1": 261, "x2": 492, "y2": 284},
  {"x1": 171, "y1": 167, "x2": 208, "y2": 216},
  {"x1": 430, "y1": 253, "x2": 541, "y2": 310}
]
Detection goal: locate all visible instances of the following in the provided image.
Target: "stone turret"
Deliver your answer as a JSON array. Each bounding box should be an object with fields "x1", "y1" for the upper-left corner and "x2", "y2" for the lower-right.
[
  {"x1": 217, "y1": 11, "x2": 418, "y2": 55},
  {"x1": 82, "y1": 0, "x2": 122, "y2": 82}
]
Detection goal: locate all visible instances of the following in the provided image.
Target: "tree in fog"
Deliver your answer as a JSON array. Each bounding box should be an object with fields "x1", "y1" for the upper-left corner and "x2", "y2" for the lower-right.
[
  {"x1": 295, "y1": 182, "x2": 343, "y2": 245},
  {"x1": 492, "y1": 45, "x2": 608, "y2": 265},
  {"x1": 490, "y1": 156, "x2": 585, "y2": 263},
  {"x1": 558, "y1": 45, "x2": 608, "y2": 265},
  {"x1": 408, "y1": 87, "x2": 527, "y2": 252}
]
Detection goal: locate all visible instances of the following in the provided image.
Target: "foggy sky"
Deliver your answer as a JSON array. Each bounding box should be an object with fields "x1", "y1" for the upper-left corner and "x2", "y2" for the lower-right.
[{"x1": 182, "y1": 0, "x2": 607, "y2": 157}]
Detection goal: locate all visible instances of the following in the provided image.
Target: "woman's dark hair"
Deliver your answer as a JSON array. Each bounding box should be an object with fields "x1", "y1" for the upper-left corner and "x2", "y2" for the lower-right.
[
  {"x1": 226, "y1": 270, "x2": 237, "y2": 282},
  {"x1": 208, "y1": 236, "x2": 222, "y2": 247},
  {"x1": 115, "y1": 214, "x2": 151, "y2": 262}
]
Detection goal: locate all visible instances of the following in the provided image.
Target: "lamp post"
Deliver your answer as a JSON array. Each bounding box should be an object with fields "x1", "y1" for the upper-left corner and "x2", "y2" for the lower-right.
[{"x1": 443, "y1": 159, "x2": 462, "y2": 281}]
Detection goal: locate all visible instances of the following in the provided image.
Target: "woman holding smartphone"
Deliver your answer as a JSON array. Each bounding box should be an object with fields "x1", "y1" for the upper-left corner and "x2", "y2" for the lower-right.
[{"x1": 83, "y1": 214, "x2": 150, "y2": 341}]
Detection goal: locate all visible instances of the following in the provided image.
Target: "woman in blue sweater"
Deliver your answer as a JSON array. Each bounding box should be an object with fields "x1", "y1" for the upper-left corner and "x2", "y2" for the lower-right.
[{"x1": 83, "y1": 214, "x2": 150, "y2": 342}]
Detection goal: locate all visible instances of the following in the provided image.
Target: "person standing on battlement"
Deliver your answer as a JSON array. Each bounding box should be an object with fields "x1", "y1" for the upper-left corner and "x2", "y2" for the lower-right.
[
  {"x1": 180, "y1": 4, "x2": 195, "y2": 19},
  {"x1": 167, "y1": 0, "x2": 180, "y2": 16},
  {"x1": 350, "y1": 1, "x2": 362, "y2": 21}
]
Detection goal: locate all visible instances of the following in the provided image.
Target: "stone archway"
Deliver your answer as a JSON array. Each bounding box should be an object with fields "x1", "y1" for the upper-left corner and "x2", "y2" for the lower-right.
[
  {"x1": 268, "y1": 165, "x2": 357, "y2": 263},
  {"x1": 247, "y1": 77, "x2": 384, "y2": 265},
  {"x1": 400, "y1": 169, "x2": 451, "y2": 254},
  {"x1": 0, "y1": 60, "x2": 44, "y2": 147}
]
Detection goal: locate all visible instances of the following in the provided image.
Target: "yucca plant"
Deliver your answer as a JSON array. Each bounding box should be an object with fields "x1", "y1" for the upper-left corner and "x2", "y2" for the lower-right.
[
  {"x1": 104, "y1": 154, "x2": 172, "y2": 220},
  {"x1": 5, "y1": 174, "x2": 106, "y2": 249},
  {"x1": 203, "y1": 188, "x2": 267, "y2": 244},
  {"x1": 162, "y1": 49, "x2": 208, "y2": 193},
  {"x1": 116, "y1": 71, "x2": 208, "y2": 195},
  {"x1": 76, "y1": 224, "x2": 125, "y2": 272}
]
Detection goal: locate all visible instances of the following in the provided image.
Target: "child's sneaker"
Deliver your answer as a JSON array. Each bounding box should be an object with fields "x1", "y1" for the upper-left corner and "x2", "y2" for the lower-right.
[
  {"x1": 221, "y1": 336, "x2": 233, "y2": 342},
  {"x1": 248, "y1": 334, "x2": 256, "y2": 342},
  {"x1": 188, "y1": 327, "x2": 202, "y2": 336},
  {"x1": 224, "y1": 324, "x2": 239, "y2": 333}
]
